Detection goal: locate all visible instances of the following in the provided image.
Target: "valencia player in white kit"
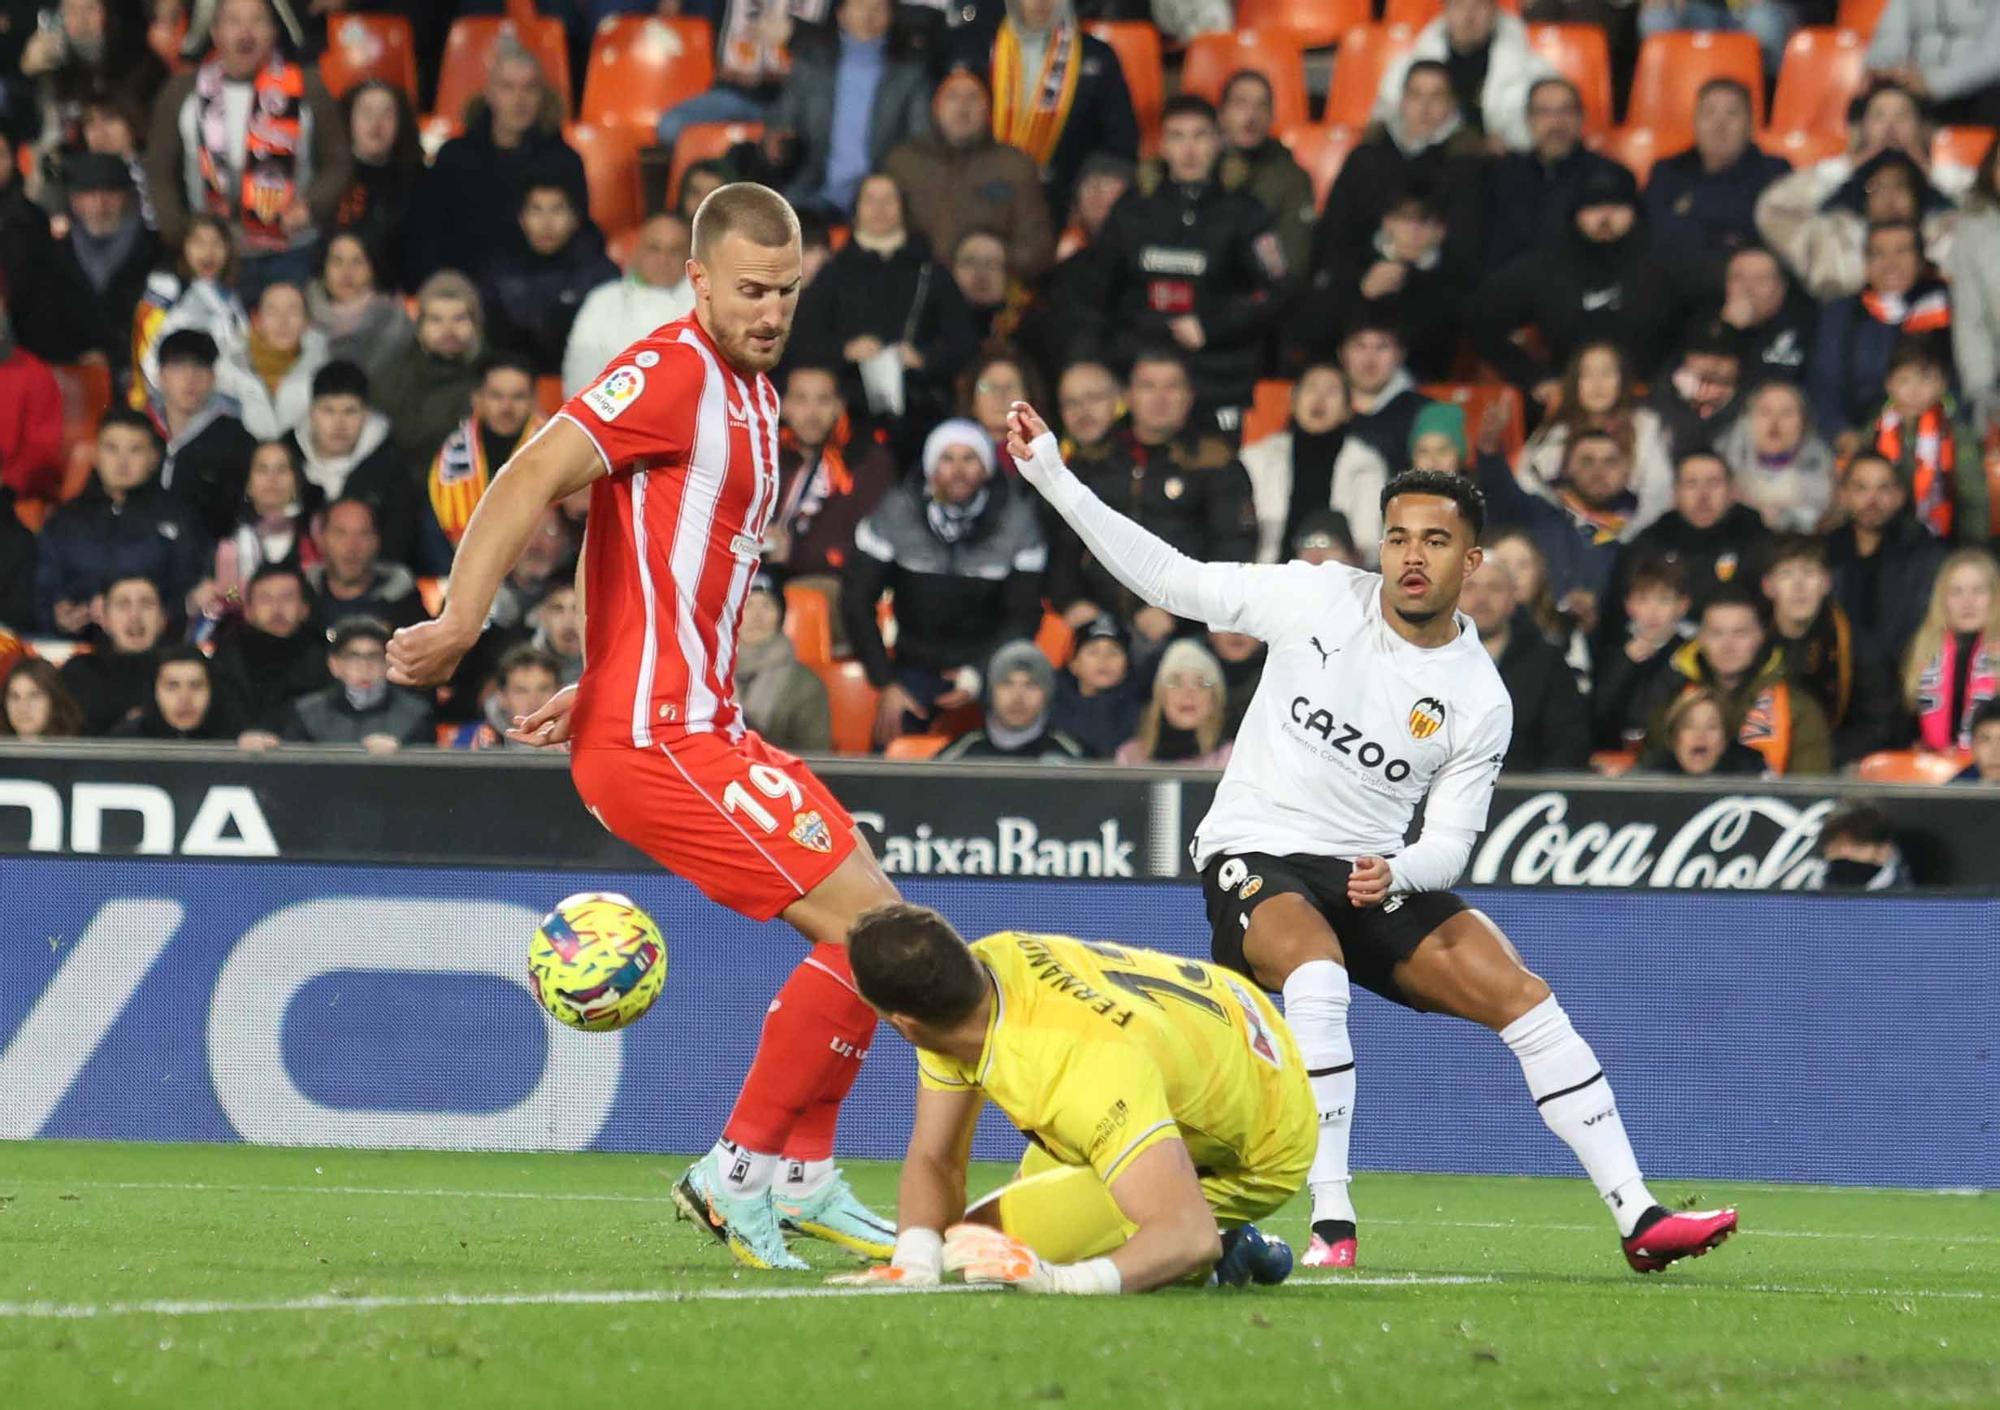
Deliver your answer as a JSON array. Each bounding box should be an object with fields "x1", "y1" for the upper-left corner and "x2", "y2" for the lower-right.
[
  {"x1": 1004, "y1": 401, "x2": 1737, "y2": 1275},
  {"x1": 389, "y1": 185, "x2": 901, "y2": 1272}
]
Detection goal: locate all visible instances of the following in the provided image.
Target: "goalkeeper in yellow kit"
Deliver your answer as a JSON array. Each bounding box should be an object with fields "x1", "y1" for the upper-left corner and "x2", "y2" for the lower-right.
[{"x1": 836, "y1": 903, "x2": 1316, "y2": 1294}]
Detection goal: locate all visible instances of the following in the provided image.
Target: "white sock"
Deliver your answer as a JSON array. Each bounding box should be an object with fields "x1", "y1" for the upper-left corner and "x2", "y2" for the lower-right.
[
  {"x1": 713, "y1": 1140, "x2": 778, "y2": 1197},
  {"x1": 780, "y1": 1157, "x2": 835, "y2": 1197},
  {"x1": 1500, "y1": 996, "x2": 1654, "y2": 1237},
  {"x1": 1282, "y1": 959, "x2": 1357, "y2": 1228}
]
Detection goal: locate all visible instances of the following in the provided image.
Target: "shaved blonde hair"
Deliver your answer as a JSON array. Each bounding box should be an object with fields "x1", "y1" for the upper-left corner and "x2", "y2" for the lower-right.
[{"x1": 691, "y1": 183, "x2": 801, "y2": 260}]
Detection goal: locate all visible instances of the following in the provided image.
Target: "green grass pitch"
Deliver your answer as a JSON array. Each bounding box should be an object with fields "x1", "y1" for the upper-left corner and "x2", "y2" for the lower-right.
[{"x1": 0, "y1": 1142, "x2": 1992, "y2": 1410}]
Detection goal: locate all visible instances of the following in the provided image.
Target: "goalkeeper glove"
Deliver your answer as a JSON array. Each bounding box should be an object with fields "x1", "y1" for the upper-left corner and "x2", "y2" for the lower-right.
[
  {"x1": 825, "y1": 1227, "x2": 942, "y2": 1288},
  {"x1": 942, "y1": 1223, "x2": 1122, "y2": 1295}
]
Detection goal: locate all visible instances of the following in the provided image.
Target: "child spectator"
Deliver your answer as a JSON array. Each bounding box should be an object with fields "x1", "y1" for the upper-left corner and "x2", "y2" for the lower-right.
[
  {"x1": 1639, "y1": 686, "x2": 1769, "y2": 776},
  {"x1": 1902, "y1": 547, "x2": 2000, "y2": 752},
  {"x1": 1865, "y1": 339, "x2": 1992, "y2": 542},
  {"x1": 481, "y1": 177, "x2": 617, "y2": 378},
  {"x1": 937, "y1": 639, "x2": 1086, "y2": 761},
  {"x1": 1116, "y1": 638, "x2": 1232, "y2": 768},
  {"x1": 1520, "y1": 341, "x2": 1675, "y2": 531},
  {"x1": 35, "y1": 411, "x2": 207, "y2": 634},
  {"x1": 1591, "y1": 555, "x2": 1693, "y2": 750},
  {"x1": 0, "y1": 658, "x2": 85, "y2": 741},
  {"x1": 529, "y1": 582, "x2": 583, "y2": 686},
  {"x1": 1953, "y1": 698, "x2": 2000, "y2": 782},
  {"x1": 1716, "y1": 380, "x2": 1837, "y2": 532},
  {"x1": 308, "y1": 232, "x2": 412, "y2": 383},
  {"x1": 1048, "y1": 612, "x2": 1142, "y2": 759},
  {"x1": 733, "y1": 574, "x2": 832, "y2": 754},
  {"x1": 1241, "y1": 363, "x2": 1387, "y2": 565},
  {"x1": 111, "y1": 645, "x2": 240, "y2": 741},
  {"x1": 445, "y1": 644, "x2": 563, "y2": 751},
  {"x1": 1816, "y1": 800, "x2": 1911, "y2": 890},
  {"x1": 132, "y1": 214, "x2": 247, "y2": 410},
  {"x1": 215, "y1": 281, "x2": 327, "y2": 440}
]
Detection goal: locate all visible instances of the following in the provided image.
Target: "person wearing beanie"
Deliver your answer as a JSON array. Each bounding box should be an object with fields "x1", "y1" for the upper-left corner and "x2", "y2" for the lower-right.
[
  {"x1": 735, "y1": 572, "x2": 833, "y2": 754},
  {"x1": 1115, "y1": 637, "x2": 1234, "y2": 768},
  {"x1": 1471, "y1": 162, "x2": 1688, "y2": 405},
  {"x1": 1048, "y1": 611, "x2": 1143, "y2": 758},
  {"x1": 845, "y1": 417, "x2": 1047, "y2": 746},
  {"x1": 938, "y1": 638, "x2": 1087, "y2": 760},
  {"x1": 1408, "y1": 400, "x2": 1469, "y2": 474},
  {"x1": 54, "y1": 150, "x2": 159, "y2": 376}
]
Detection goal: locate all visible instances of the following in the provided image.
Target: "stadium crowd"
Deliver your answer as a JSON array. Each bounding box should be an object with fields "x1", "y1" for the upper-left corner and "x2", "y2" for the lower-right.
[{"x1": 0, "y1": 0, "x2": 1997, "y2": 785}]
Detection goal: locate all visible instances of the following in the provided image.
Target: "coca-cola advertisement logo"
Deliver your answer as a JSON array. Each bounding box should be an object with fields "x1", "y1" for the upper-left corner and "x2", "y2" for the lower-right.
[{"x1": 1471, "y1": 792, "x2": 1837, "y2": 890}]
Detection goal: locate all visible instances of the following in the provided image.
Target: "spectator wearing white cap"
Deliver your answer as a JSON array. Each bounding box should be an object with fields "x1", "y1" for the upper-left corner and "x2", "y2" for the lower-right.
[{"x1": 844, "y1": 417, "x2": 1047, "y2": 746}]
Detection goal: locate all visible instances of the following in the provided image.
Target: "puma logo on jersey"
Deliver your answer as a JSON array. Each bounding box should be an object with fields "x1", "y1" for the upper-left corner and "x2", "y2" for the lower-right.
[
  {"x1": 1289, "y1": 697, "x2": 1414, "y2": 781},
  {"x1": 1309, "y1": 636, "x2": 1335, "y2": 667}
]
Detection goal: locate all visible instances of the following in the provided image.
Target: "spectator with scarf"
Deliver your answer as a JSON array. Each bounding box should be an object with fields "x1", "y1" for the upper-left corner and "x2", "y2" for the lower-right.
[
  {"x1": 213, "y1": 280, "x2": 326, "y2": 440},
  {"x1": 1902, "y1": 547, "x2": 2000, "y2": 753},
  {"x1": 957, "y1": 0, "x2": 1138, "y2": 216},
  {"x1": 206, "y1": 441, "x2": 321, "y2": 610},
  {"x1": 1238, "y1": 362, "x2": 1388, "y2": 566},
  {"x1": 1810, "y1": 220, "x2": 1952, "y2": 437},
  {"x1": 882, "y1": 67, "x2": 1056, "y2": 286},
  {"x1": 1760, "y1": 533, "x2": 1902, "y2": 762},
  {"x1": 561, "y1": 213, "x2": 694, "y2": 397},
  {"x1": 1520, "y1": 341, "x2": 1676, "y2": 533},
  {"x1": 765, "y1": 363, "x2": 893, "y2": 642},
  {"x1": 132, "y1": 214, "x2": 248, "y2": 412},
  {"x1": 1716, "y1": 380, "x2": 1837, "y2": 533},
  {"x1": 844, "y1": 417, "x2": 1046, "y2": 744},
  {"x1": 54, "y1": 151, "x2": 159, "y2": 379},
  {"x1": 153, "y1": 327, "x2": 258, "y2": 540},
  {"x1": 653, "y1": 0, "x2": 832, "y2": 152},
  {"x1": 419, "y1": 351, "x2": 541, "y2": 574},
  {"x1": 1865, "y1": 338, "x2": 1994, "y2": 542},
  {"x1": 145, "y1": 0, "x2": 350, "y2": 297},
  {"x1": 375, "y1": 271, "x2": 484, "y2": 474},
  {"x1": 1479, "y1": 426, "x2": 1637, "y2": 616}
]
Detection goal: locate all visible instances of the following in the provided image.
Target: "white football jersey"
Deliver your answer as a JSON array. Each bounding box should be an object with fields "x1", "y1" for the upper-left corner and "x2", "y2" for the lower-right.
[{"x1": 1191, "y1": 560, "x2": 1515, "y2": 867}]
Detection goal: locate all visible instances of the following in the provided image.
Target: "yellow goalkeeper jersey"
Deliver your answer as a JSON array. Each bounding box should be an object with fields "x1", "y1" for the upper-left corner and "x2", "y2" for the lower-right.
[{"x1": 917, "y1": 932, "x2": 1314, "y2": 1188}]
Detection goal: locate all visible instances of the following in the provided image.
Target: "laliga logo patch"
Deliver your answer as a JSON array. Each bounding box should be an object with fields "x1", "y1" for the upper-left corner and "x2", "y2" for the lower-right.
[
  {"x1": 790, "y1": 809, "x2": 833, "y2": 854},
  {"x1": 583, "y1": 365, "x2": 646, "y2": 422},
  {"x1": 1407, "y1": 696, "x2": 1446, "y2": 740}
]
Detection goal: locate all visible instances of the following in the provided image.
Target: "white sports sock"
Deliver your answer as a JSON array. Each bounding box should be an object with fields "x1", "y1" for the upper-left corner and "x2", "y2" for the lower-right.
[
  {"x1": 1500, "y1": 996, "x2": 1654, "y2": 1237},
  {"x1": 713, "y1": 1140, "x2": 778, "y2": 1197},
  {"x1": 1282, "y1": 959, "x2": 1357, "y2": 1227},
  {"x1": 780, "y1": 1157, "x2": 836, "y2": 1198}
]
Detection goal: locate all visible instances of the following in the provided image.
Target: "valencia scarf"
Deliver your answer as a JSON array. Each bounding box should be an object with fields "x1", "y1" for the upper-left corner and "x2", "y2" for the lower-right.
[
  {"x1": 428, "y1": 415, "x2": 541, "y2": 548},
  {"x1": 195, "y1": 55, "x2": 306, "y2": 252},
  {"x1": 1873, "y1": 401, "x2": 1958, "y2": 537},
  {"x1": 777, "y1": 418, "x2": 854, "y2": 556},
  {"x1": 992, "y1": 18, "x2": 1082, "y2": 169},
  {"x1": 1859, "y1": 280, "x2": 1950, "y2": 335},
  {"x1": 1914, "y1": 631, "x2": 1999, "y2": 751}
]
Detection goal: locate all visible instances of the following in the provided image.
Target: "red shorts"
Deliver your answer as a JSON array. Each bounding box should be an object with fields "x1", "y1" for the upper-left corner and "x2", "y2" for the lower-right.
[{"x1": 571, "y1": 731, "x2": 857, "y2": 922}]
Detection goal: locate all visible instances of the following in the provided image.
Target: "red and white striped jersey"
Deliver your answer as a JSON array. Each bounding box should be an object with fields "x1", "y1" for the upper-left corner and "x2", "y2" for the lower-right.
[{"x1": 556, "y1": 311, "x2": 783, "y2": 749}]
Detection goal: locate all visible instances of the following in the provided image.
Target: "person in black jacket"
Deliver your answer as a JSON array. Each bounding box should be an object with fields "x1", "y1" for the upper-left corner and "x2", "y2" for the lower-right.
[
  {"x1": 1825, "y1": 451, "x2": 1948, "y2": 670},
  {"x1": 1462, "y1": 549, "x2": 1590, "y2": 771},
  {"x1": 277, "y1": 616, "x2": 433, "y2": 750},
  {"x1": 1760, "y1": 532, "x2": 1903, "y2": 763},
  {"x1": 480, "y1": 177, "x2": 618, "y2": 379},
  {"x1": 1338, "y1": 315, "x2": 1436, "y2": 468},
  {"x1": 1591, "y1": 554, "x2": 1694, "y2": 750},
  {"x1": 0, "y1": 130, "x2": 87, "y2": 365},
  {"x1": 1710, "y1": 244, "x2": 1815, "y2": 384},
  {"x1": 405, "y1": 45, "x2": 590, "y2": 284},
  {"x1": 154, "y1": 329, "x2": 259, "y2": 541},
  {"x1": 1070, "y1": 95, "x2": 1284, "y2": 424},
  {"x1": 110, "y1": 646, "x2": 242, "y2": 742},
  {"x1": 1294, "y1": 191, "x2": 1462, "y2": 381},
  {"x1": 1043, "y1": 347, "x2": 1257, "y2": 641},
  {"x1": 282, "y1": 360, "x2": 418, "y2": 566},
  {"x1": 845, "y1": 418, "x2": 1046, "y2": 745},
  {"x1": 1484, "y1": 77, "x2": 1630, "y2": 273},
  {"x1": 1315, "y1": 62, "x2": 1487, "y2": 297},
  {"x1": 789, "y1": 171, "x2": 977, "y2": 439},
  {"x1": 1047, "y1": 610, "x2": 1143, "y2": 758},
  {"x1": 334, "y1": 80, "x2": 421, "y2": 292},
  {"x1": 1601, "y1": 451, "x2": 1769, "y2": 646},
  {"x1": 1641, "y1": 79, "x2": 1788, "y2": 269},
  {"x1": 213, "y1": 563, "x2": 329, "y2": 740},
  {"x1": 936, "y1": 638, "x2": 1087, "y2": 761},
  {"x1": 0, "y1": 485, "x2": 34, "y2": 631},
  {"x1": 1472, "y1": 162, "x2": 1680, "y2": 407},
  {"x1": 34, "y1": 410, "x2": 207, "y2": 634},
  {"x1": 54, "y1": 152, "x2": 158, "y2": 382},
  {"x1": 56, "y1": 574, "x2": 167, "y2": 734}
]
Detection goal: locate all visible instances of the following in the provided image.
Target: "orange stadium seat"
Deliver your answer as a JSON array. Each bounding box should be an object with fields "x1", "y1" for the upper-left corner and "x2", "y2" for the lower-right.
[
  {"x1": 1627, "y1": 32, "x2": 1764, "y2": 151},
  {"x1": 1834, "y1": 0, "x2": 1886, "y2": 40},
  {"x1": 1381, "y1": 0, "x2": 1519, "y2": 27},
  {"x1": 1241, "y1": 378, "x2": 1295, "y2": 447},
  {"x1": 1768, "y1": 28, "x2": 1866, "y2": 142},
  {"x1": 433, "y1": 15, "x2": 573, "y2": 124},
  {"x1": 1084, "y1": 22, "x2": 1164, "y2": 156},
  {"x1": 816, "y1": 661, "x2": 879, "y2": 755},
  {"x1": 1760, "y1": 126, "x2": 1846, "y2": 168},
  {"x1": 318, "y1": 14, "x2": 419, "y2": 105},
  {"x1": 534, "y1": 375, "x2": 563, "y2": 417},
  {"x1": 1323, "y1": 23, "x2": 1418, "y2": 130},
  {"x1": 783, "y1": 585, "x2": 834, "y2": 670},
  {"x1": 1525, "y1": 23, "x2": 1613, "y2": 140},
  {"x1": 1590, "y1": 750, "x2": 1639, "y2": 777},
  {"x1": 52, "y1": 362, "x2": 111, "y2": 501},
  {"x1": 1181, "y1": 30, "x2": 1311, "y2": 131},
  {"x1": 581, "y1": 16, "x2": 715, "y2": 137},
  {"x1": 1034, "y1": 609, "x2": 1075, "y2": 669},
  {"x1": 1278, "y1": 122, "x2": 1361, "y2": 210},
  {"x1": 885, "y1": 734, "x2": 951, "y2": 761},
  {"x1": 567, "y1": 122, "x2": 645, "y2": 236},
  {"x1": 1236, "y1": 0, "x2": 1369, "y2": 50},
  {"x1": 1855, "y1": 750, "x2": 1970, "y2": 785},
  {"x1": 1420, "y1": 381, "x2": 1525, "y2": 458},
  {"x1": 1934, "y1": 125, "x2": 1997, "y2": 171},
  {"x1": 669, "y1": 120, "x2": 763, "y2": 207},
  {"x1": 1598, "y1": 124, "x2": 1662, "y2": 182}
]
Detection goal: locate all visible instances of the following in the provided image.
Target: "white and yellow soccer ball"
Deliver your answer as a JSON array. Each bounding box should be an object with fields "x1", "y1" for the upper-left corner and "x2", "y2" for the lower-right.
[{"x1": 527, "y1": 892, "x2": 668, "y2": 1032}]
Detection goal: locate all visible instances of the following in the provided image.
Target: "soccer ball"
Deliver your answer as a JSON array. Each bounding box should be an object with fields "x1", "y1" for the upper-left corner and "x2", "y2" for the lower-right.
[{"x1": 527, "y1": 892, "x2": 668, "y2": 1032}]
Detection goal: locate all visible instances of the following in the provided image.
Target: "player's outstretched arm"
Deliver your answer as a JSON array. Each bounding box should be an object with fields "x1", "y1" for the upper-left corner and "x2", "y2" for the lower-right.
[
  {"x1": 1004, "y1": 402, "x2": 1280, "y2": 636},
  {"x1": 388, "y1": 419, "x2": 607, "y2": 687}
]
